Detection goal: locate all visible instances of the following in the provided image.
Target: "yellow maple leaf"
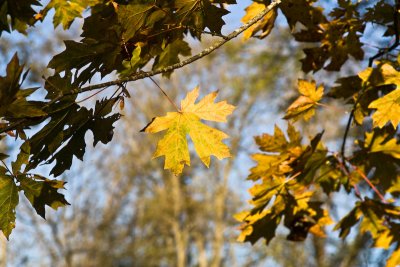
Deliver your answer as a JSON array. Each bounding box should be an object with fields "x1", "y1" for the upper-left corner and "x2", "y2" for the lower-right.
[
  {"x1": 142, "y1": 86, "x2": 235, "y2": 175},
  {"x1": 368, "y1": 88, "x2": 400, "y2": 128},
  {"x1": 358, "y1": 63, "x2": 400, "y2": 128},
  {"x1": 241, "y1": 2, "x2": 277, "y2": 41},
  {"x1": 284, "y1": 79, "x2": 324, "y2": 121},
  {"x1": 386, "y1": 247, "x2": 400, "y2": 267},
  {"x1": 374, "y1": 230, "x2": 393, "y2": 249},
  {"x1": 308, "y1": 209, "x2": 333, "y2": 238},
  {"x1": 365, "y1": 132, "x2": 400, "y2": 159}
]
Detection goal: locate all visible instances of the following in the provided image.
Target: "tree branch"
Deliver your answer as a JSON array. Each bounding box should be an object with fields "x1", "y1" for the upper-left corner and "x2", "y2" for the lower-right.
[
  {"x1": 59, "y1": 0, "x2": 282, "y2": 97},
  {"x1": 0, "y1": 0, "x2": 282, "y2": 134},
  {"x1": 1, "y1": 0, "x2": 282, "y2": 134}
]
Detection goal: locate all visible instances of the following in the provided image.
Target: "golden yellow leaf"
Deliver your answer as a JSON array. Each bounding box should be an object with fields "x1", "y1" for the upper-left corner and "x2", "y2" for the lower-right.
[
  {"x1": 237, "y1": 225, "x2": 253, "y2": 242},
  {"x1": 365, "y1": 132, "x2": 400, "y2": 159},
  {"x1": 358, "y1": 63, "x2": 400, "y2": 128},
  {"x1": 375, "y1": 230, "x2": 393, "y2": 249},
  {"x1": 359, "y1": 64, "x2": 400, "y2": 86},
  {"x1": 309, "y1": 224, "x2": 326, "y2": 237},
  {"x1": 369, "y1": 88, "x2": 400, "y2": 128},
  {"x1": 284, "y1": 79, "x2": 324, "y2": 121},
  {"x1": 242, "y1": 2, "x2": 277, "y2": 41},
  {"x1": 386, "y1": 247, "x2": 400, "y2": 267},
  {"x1": 142, "y1": 86, "x2": 235, "y2": 175},
  {"x1": 309, "y1": 209, "x2": 333, "y2": 238}
]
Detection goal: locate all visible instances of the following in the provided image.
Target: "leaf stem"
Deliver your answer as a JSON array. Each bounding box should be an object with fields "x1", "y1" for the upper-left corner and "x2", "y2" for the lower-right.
[
  {"x1": 315, "y1": 102, "x2": 345, "y2": 113},
  {"x1": 76, "y1": 86, "x2": 109, "y2": 104},
  {"x1": 0, "y1": 159, "x2": 15, "y2": 179},
  {"x1": 148, "y1": 77, "x2": 180, "y2": 112},
  {"x1": 284, "y1": 172, "x2": 301, "y2": 185}
]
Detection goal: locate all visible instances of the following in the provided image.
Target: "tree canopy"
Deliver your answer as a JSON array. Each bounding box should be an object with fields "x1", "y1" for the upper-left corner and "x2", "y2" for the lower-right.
[{"x1": 1, "y1": 0, "x2": 400, "y2": 266}]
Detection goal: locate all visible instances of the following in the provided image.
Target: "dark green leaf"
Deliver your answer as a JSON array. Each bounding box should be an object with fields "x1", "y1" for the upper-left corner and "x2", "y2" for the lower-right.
[
  {"x1": 0, "y1": 173, "x2": 18, "y2": 239},
  {"x1": 18, "y1": 175, "x2": 69, "y2": 219}
]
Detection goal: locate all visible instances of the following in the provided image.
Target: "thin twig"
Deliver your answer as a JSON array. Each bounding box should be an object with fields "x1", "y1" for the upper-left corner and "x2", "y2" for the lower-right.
[
  {"x1": 353, "y1": 166, "x2": 387, "y2": 203},
  {"x1": 336, "y1": 152, "x2": 387, "y2": 203},
  {"x1": 353, "y1": 184, "x2": 362, "y2": 200},
  {"x1": 76, "y1": 87, "x2": 109, "y2": 104},
  {"x1": 315, "y1": 102, "x2": 346, "y2": 113}
]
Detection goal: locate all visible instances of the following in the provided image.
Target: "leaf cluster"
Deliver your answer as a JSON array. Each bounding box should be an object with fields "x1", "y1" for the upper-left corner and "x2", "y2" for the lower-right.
[{"x1": 235, "y1": 1, "x2": 400, "y2": 266}]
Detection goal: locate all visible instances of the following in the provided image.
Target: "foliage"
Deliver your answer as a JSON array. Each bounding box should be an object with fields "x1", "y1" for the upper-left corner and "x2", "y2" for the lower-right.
[
  {"x1": 0, "y1": 0, "x2": 400, "y2": 266},
  {"x1": 283, "y1": 79, "x2": 324, "y2": 121},
  {"x1": 142, "y1": 86, "x2": 235, "y2": 175}
]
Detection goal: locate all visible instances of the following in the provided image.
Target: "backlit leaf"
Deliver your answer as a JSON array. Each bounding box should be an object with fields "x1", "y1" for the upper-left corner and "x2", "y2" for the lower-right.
[
  {"x1": 40, "y1": 0, "x2": 102, "y2": 29},
  {"x1": 284, "y1": 79, "x2": 324, "y2": 121},
  {"x1": 364, "y1": 132, "x2": 400, "y2": 159},
  {"x1": 369, "y1": 88, "x2": 400, "y2": 128},
  {"x1": 242, "y1": 2, "x2": 277, "y2": 41},
  {"x1": 142, "y1": 86, "x2": 235, "y2": 175}
]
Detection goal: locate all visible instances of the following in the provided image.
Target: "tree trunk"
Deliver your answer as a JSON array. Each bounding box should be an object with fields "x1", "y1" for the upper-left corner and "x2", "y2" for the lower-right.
[
  {"x1": 170, "y1": 174, "x2": 187, "y2": 267},
  {"x1": 195, "y1": 233, "x2": 208, "y2": 267},
  {"x1": 312, "y1": 235, "x2": 326, "y2": 267}
]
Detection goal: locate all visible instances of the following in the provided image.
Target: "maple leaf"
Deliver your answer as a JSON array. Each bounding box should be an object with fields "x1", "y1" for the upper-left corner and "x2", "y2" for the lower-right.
[
  {"x1": 387, "y1": 248, "x2": 400, "y2": 267},
  {"x1": 18, "y1": 175, "x2": 69, "y2": 219},
  {"x1": 40, "y1": 0, "x2": 102, "y2": 29},
  {"x1": 365, "y1": 132, "x2": 400, "y2": 159},
  {"x1": 241, "y1": 2, "x2": 277, "y2": 41},
  {"x1": 368, "y1": 88, "x2": 400, "y2": 128},
  {"x1": 142, "y1": 86, "x2": 235, "y2": 175},
  {"x1": 284, "y1": 79, "x2": 324, "y2": 121},
  {"x1": 153, "y1": 39, "x2": 191, "y2": 77},
  {"x1": 249, "y1": 124, "x2": 302, "y2": 181},
  {"x1": 360, "y1": 64, "x2": 400, "y2": 128},
  {"x1": 0, "y1": 173, "x2": 18, "y2": 239}
]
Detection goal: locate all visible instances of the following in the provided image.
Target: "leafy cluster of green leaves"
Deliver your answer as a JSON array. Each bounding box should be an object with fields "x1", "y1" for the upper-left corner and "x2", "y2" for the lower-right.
[
  {"x1": 0, "y1": 53, "x2": 120, "y2": 238},
  {"x1": 48, "y1": 0, "x2": 235, "y2": 84}
]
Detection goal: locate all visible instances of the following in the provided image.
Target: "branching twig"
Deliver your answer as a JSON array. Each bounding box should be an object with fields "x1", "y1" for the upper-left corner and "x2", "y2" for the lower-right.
[
  {"x1": 335, "y1": 152, "x2": 387, "y2": 203},
  {"x1": 340, "y1": 1, "x2": 400, "y2": 163}
]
